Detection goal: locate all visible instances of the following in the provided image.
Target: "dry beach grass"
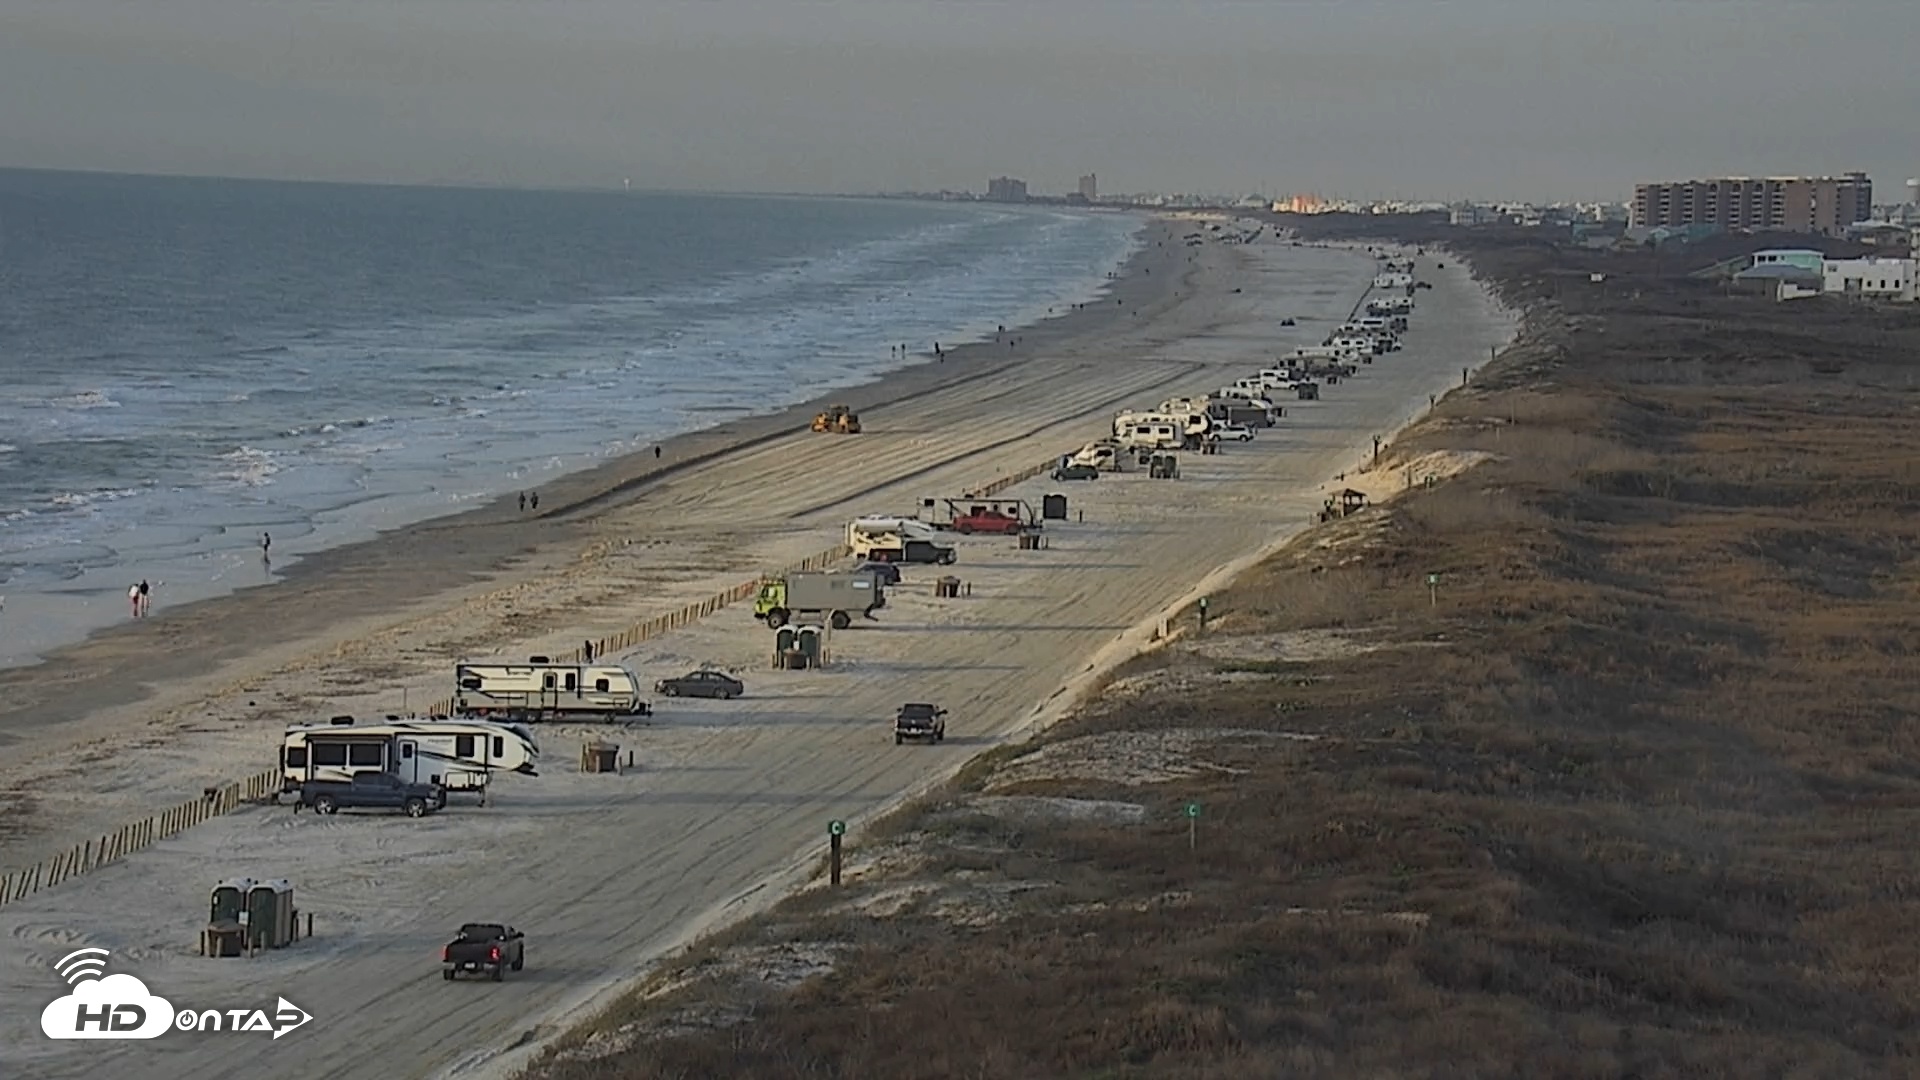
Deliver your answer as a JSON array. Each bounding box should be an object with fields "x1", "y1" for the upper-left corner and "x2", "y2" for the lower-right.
[{"x1": 525, "y1": 235, "x2": 1920, "y2": 1077}]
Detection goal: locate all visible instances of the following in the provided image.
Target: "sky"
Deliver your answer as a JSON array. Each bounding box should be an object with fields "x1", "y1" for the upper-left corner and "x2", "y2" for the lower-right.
[{"x1": 2, "y1": 0, "x2": 1917, "y2": 203}]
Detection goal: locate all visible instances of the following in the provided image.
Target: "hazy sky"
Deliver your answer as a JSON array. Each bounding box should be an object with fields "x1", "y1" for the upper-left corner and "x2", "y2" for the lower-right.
[{"x1": 3, "y1": 0, "x2": 1916, "y2": 201}]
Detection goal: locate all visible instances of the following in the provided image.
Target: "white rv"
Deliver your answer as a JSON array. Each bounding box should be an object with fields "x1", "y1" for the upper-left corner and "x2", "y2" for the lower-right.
[
  {"x1": 1215, "y1": 387, "x2": 1275, "y2": 409},
  {"x1": 454, "y1": 658, "x2": 651, "y2": 720},
  {"x1": 1374, "y1": 271, "x2": 1414, "y2": 289},
  {"x1": 280, "y1": 716, "x2": 539, "y2": 798},
  {"x1": 847, "y1": 516, "x2": 956, "y2": 564},
  {"x1": 1069, "y1": 440, "x2": 1127, "y2": 471},
  {"x1": 1112, "y1": 412, "x2": 1185, "y2": 451}
]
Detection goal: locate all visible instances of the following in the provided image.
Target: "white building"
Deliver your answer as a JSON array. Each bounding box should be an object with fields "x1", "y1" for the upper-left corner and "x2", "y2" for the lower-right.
[{"x1": 1822, "y1": 257, "x2": 1917, "y2": 302}]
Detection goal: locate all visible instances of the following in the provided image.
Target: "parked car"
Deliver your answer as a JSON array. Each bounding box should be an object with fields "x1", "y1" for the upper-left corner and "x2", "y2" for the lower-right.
[
  {"x1": 299, "y1": 772, "x2": 444, "y2": 817},
  {"x1": 442, "y1": 923, "x2": 524, "y2": 981},
  {"x1": 1051, "y1": 463, "x2": 1100, "y2": 481},
  {"x1": 894, "y1": 703, "x2": 948, "y2": 744},
  {"x1": 951, "y1": 508, "x2": 1025, "y2": 535},
  {"x1": 1214, "y1": 423, "x2": 1254, "y2": 442},
  {"x1": 855, "y1": 560, "x2": 903, "y2": 586},
  {"x1": 654, "y1": 669, "x2": 744, "y2": 699}
]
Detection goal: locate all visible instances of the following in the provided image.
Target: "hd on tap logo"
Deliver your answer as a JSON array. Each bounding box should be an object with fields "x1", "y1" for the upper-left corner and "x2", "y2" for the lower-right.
[{"x1": 40, "y1": 948, "x2": 311, "y2": 1040}]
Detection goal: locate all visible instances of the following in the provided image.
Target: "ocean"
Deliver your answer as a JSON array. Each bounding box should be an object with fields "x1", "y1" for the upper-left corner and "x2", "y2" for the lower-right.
[{"x1": 0, "y1": 169, "x2": 1144, "y2": 666}]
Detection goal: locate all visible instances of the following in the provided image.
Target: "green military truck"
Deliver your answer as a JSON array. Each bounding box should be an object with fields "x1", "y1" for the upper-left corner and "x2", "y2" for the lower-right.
[{"x1": 754, "y1": 570, "x2": 886, "y2": 630}]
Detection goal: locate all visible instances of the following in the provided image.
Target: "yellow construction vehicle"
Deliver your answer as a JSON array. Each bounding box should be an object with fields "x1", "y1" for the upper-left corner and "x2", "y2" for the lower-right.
[{"x1": 810, "y1": 404, "x2": 862, "y2": 434}]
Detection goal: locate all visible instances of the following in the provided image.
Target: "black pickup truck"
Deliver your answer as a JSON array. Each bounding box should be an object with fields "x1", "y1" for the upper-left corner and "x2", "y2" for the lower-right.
[
  {"x1": 894, "y1": 703, "x2": 947, "y2": 745},
  {"x1": 443, "y1": 923, "x2": 525, "y2": 981},
  {"x1": 298, "y1": 773, "x2": 445, "y2": 817}
]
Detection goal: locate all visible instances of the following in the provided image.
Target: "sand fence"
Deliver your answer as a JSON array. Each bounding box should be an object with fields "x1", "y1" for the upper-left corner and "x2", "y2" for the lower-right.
[{"x1": 0, "y1": 457, "x2": 1058, "y2": 907}]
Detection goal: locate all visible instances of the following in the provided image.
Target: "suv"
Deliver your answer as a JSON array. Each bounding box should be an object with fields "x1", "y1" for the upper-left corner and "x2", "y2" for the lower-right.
[
  {"x1": 1051, "y1": 463, "x2": 1099, "y2": 481},
  {"x1": 894, "y1": 703, "x2": 948, "y2": 745},
  {"x1": 299, "y1": 773, "x2": 445, "y2": 817},
  {"x1": 854, "y1": 561, "x2": 903, "y2": 586}
]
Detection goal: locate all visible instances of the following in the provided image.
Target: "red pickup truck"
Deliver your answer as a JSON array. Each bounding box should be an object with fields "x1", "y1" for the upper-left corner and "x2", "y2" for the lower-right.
[{"x1": 951, "y1": 507, "x2": 1025, "y2": 535}]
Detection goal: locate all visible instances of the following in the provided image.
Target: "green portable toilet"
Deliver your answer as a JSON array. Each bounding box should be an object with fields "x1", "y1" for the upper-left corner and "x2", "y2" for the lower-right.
[
  {"x1": 775, "y1": 625, "x2": 797, "y2": 652},
  {"x1": 247, "y1": 880, "x2": 295, "y2": 949},
  {"x1": 210, "y1": 878, "x2": 253, "y2": 927},
  {"x1": 795, "y1": 625, "x2": 823, "y2": 666}
]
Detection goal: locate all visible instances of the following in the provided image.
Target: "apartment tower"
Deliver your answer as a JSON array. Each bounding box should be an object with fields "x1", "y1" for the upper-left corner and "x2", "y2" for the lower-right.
[{"x1": 1630, "y1": 173, "x2": 1872, "y2": 234}]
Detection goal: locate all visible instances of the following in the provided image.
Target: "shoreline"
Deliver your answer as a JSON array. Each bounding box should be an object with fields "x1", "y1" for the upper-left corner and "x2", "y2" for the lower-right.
[
  {"x1": 0, "y1": 214, "x2": 1175, "y2": 741},
  {"x1": 0, "y1": 232, "x2": 1516, "y2": 1080}
]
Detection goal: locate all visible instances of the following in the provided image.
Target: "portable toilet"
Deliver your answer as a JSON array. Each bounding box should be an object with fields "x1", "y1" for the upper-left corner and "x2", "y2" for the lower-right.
[
  {"x1": 1042, "y1": 493, "x2": 1068, "y2": 520},
  {"x1": 794, "y1": 625, "x2": 823, "y2": 667},
  {"x1": 775, "y1": 625, "x2": 797, "y2": 652},
  {"x1": 246, "y1": 880, "x2": 295, "y2": 949},
  {"x1": 210, "y1": 878, "x2": 254, "y2": 927}
]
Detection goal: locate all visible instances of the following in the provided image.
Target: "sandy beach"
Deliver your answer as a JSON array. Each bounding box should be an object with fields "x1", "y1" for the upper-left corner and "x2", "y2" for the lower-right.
[{"x1": 0, "y1": 219, "x2": 1515, "y2": 1079}]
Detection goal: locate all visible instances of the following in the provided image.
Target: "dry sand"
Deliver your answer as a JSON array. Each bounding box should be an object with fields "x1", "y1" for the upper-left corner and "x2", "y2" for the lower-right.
[{"x1": 0, "y1": 221, "x2": 1516, "y2": 1080}]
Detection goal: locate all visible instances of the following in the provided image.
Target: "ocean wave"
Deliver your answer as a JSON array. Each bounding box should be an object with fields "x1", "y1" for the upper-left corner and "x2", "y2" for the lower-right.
[
  {"x1": 215, "y1": 446, "x2": 282, "y2": 487},
  {"x1": 46, "y1": 487, "x2": 142, "y2": 510},
  {"x1": 44, "y1": 390, "x2": 121, "y2": 410}
]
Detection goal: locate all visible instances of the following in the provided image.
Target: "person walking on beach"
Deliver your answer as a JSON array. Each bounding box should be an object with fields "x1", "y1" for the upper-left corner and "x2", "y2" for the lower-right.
[
  {"x1": 654, "y1": 445, "x2": 662, "y2": 460},
  {"x1": 129, "y1": 583, "x2": 142, "y2": 619},
  {"x1": 137, "y1": 579, "x2": 151, "y2": 617},
  {"x1": 582, "y1": 639, "x2": 595, "y2": 662},
  {"x1": 519, "y1": 491, "x2": 527, "y2": 512},
  {"x1": 262, "y1": 532, "x2": 272, "y2": 560},
  {"x1": 529, "y1": 492, "x2": 539, "y2": 511}
]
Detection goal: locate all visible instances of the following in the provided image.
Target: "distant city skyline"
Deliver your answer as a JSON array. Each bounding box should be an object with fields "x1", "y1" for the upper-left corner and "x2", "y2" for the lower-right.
[{"x1": 3, "y1": 1, "x2": 1916, "y2": 202}]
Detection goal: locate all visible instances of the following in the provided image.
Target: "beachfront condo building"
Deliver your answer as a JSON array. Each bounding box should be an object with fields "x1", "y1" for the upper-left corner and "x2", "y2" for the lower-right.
[
  {"x1": 1631, "y1": 173, "x2": 1873, "y2": 235},
  {"x1": 1079, "y1": 173, "x2": 1098, "y2": 201},
  {"x1": 986, "y1": 176, "x2": 1029, "y2": 203}
]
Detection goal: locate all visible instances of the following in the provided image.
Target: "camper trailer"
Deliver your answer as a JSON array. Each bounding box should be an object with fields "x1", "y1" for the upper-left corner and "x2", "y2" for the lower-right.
[
  {"x1": 847, "y1": 516, "x2": 957, "y2": 565},
  {"x1": 279, "y1": 716, "x2": 539, "y2": 798},
  {"x1": 454, "y1": 658, "x2": 651, "y2": 721},
  {"x1": 1069, "y1": 440, "x2": 1125, "y2": 472},
  {"x1": 1374, "y1": 271, "x2": 1414, "y2": 289},
  {"x1": 1214, "y1": 387, "x2": 1275, "y2": 409},
  {"x1": 1114, "y1": 410, "x2": 1207, "y2": 450}
]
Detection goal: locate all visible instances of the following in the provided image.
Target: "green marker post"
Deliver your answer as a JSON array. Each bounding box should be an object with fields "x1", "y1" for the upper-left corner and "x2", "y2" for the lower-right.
[
  {"x1": 829, "y1": 820, "x2": 846, "y2": 886},
  {"x1": 1185, "y1": 802, "x2": 1201, "y2": 851}
]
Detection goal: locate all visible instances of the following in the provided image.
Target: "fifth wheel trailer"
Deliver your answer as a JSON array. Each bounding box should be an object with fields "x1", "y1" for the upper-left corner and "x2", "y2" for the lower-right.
[{"x1": 279, "y1": 716, "x2": 539, "y2": 800}]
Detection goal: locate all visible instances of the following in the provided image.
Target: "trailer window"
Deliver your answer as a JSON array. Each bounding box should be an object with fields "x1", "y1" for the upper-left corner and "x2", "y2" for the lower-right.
[
  {"x1": 456, "y1": 735, "x2": 475, "y2": 758},
  {"x1": 313, "y1": 744, "x2": 349, "y2": 767},
  {"x1": 400, "y1": 743, "x2": 414, "y2": 759},
  {"x1": 492, "y1": 736, "x2": 504, "y2": 757},
  {"x1": 595, "y1": 678, "x2": 610, "y2": 692},
  {"x1": 565, "y1": 673, "x2": 577, "y2": 692},
  {"x1": 348, "y1": 743, "x2": 384, "y2": 767},
  {"x1": 285, "y1": 747, "x2": 307, "y2": 769},
  {"x1": 543, "y1": 674, "x2": 555, "y2": 690}
]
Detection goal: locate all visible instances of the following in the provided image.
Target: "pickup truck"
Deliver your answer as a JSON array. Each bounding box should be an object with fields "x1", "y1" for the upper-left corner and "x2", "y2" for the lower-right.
[
  {"x1": 299, "y1": 773, "x2": 445, "y2": 817},
  {"x1": 894, "y1": 703, "x2": 947, "y2": 745},
  {"x1": 442, "y1": 923, "x2": 525, "y2": 981}
]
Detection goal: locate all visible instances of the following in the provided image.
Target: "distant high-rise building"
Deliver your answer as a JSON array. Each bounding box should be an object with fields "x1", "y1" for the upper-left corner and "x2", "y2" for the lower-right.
[
  {"x1": 1078, "y1": 173, "x2": 1098, "y2": 201},
  {"x1": 1630, "y1": 173, "x2": 1872, "y2": 235},
  {"x1": 986, "y1": 177, "x2": 1029, "y2": 203}
]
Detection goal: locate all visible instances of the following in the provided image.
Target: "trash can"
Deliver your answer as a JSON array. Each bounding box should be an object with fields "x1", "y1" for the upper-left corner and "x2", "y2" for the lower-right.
[
  {"x1": 246, "y1": 880, "x2": 295, "y2": 949},
  {"x1": 581, "y1": 741, "x2": 621, "y2": 773},
  {"x1": 1042, "y1": 493, "x2": 1068, "y2": 520},
  {"x1": 935, "y1": 576, "x2": 961, "y2": 598}
]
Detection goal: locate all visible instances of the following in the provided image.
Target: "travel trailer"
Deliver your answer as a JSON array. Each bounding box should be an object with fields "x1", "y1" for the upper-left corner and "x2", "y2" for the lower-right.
[
  {"x1": 1374, "y1": 271, "x2": 1414, "y2": 289},
  {"x1": 1114, "y1": 408, "x2": 1208, "y2": 449},
  {"x1": 1215, "y1": 387, "x2": 1276, "y2": 408},
  {"x1": 454, "y1": 658, "x2": 651, "y2": 720},
  {"x1": 1112, "y1": 412, "x2": 1185, "y2": 451},
  {"x1": 279, "y1": 716, "x2": 539, "y2": 799}
]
